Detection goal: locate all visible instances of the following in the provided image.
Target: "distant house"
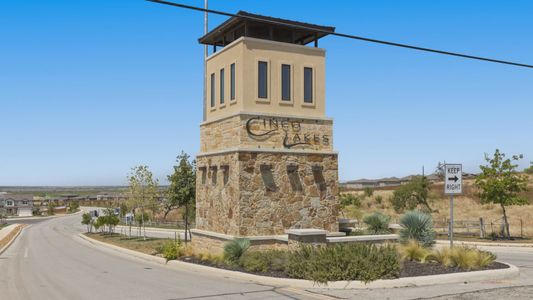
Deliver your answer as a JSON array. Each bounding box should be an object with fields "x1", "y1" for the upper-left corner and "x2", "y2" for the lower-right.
[{"x1": 0, "y1": 194, "x2": 34, "y2": 216}]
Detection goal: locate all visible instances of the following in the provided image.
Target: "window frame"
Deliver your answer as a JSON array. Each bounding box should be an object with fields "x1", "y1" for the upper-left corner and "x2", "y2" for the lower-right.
[
  {"x1": 303, "y1": 66, "x2": 314, "y2": 105},
  {"x1": 280, "y1": 63, "x2": 292, "y2": 102},
  {"x1": 210, "y1": 73, "x2": 216, "y2": 109},
  {"x1": 230, "y1": 62, "x2": 236, "y2": 102},
  {"x1": 219, "y1": 68, "x2": 225, "y2": 106},
  {"x1": 256, "y1": 60, "x2": 270, "y2": 102}
]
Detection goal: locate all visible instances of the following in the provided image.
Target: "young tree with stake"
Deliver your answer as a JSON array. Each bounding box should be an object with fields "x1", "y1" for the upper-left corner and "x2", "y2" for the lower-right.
[
  {"x1": 167, "y1": 152, "x2": 196, "y2": 243},
  {"x1": 476, "y1": 149, "x2": 529, "y2": 239},
  {"x1": 127, "y1": 165, "x2": 159, "y2": 240}
]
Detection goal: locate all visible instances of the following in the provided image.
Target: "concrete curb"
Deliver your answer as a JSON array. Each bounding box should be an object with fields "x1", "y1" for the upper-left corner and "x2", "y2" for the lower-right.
[
  {"x1": 0, "y1": 224, "x2": 27, "y2": 255},
  {"x1": 79, "y1": 233, "x2": 520, "y2": 289},
  {"x1": 115, "y1": 225, "x2": 184, "y2": 234},
  {"x1": 436, "y1": 240, "x2": 533, "y2": 248}
]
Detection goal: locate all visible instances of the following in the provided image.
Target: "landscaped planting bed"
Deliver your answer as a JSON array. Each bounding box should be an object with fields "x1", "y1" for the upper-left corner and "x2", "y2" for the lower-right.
[{"x1": 174, "y1": 240, "x2": 508, "y2": 284}]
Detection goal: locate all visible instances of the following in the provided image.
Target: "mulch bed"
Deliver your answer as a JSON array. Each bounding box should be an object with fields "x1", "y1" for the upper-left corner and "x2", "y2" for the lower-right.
[
  {"x1": 400, "y1": 260, "x2": 509, "y2": 277},
  {"x1": 179, "y1": 256, "x2": 509, "y2": 280},
  {"x1": 179, "y1": 256, "x2": 287, "y2": 278}
]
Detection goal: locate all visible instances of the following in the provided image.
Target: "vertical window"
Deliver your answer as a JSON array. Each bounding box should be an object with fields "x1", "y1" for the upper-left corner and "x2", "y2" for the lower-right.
[
  {"x1": 210, "y1": 166, "x2": 218, "y2": 186},
  {"x1": 258, "y1": 61, "x2": 268, "y2": 99},
  {"x1": 220, "y1": 68, "x2": 225, "y2": 104},
  {"x1": 304, "y1": 67, "x2": 313, "y2": 103},
  {"x1": 281, "y1": 64, "x2": 291, "y2": 101},
  {"x1": 230, "y1": 63, "x2": 236, "y2": 100},
  {"x1": 210, "y1": 73, "x2": 215, "y2": 107}
]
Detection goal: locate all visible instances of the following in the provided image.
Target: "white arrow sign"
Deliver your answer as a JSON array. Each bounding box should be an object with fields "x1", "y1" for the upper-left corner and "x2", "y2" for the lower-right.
[{"x1": 444, "y1": 164, "x2": 462, "y2": 195}]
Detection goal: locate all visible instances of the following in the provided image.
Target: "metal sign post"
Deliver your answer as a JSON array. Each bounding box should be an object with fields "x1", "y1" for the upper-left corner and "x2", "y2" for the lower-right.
[{"x1": 444, "y1": 164, "x2": 462, "y2": 247}]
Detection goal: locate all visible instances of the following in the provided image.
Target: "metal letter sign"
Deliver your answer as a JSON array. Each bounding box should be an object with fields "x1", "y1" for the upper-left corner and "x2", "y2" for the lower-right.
[{"x1": 444, "y1": 164, "x2": 462, "y2": 195}]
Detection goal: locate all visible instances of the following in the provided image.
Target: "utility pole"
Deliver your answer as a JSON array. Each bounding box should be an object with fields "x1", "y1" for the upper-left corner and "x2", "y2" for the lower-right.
[{"x1": 202, "y1": 0, "x2": 208, "y2": 122}]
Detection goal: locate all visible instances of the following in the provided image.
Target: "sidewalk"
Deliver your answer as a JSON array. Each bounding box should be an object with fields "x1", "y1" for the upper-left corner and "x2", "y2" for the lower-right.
[
  {"x1": 0, "y1": 224, "x2": 19, "y2": 241},
  {"x1": 436, "y1": 239, "x2": 533, "y2": 248}
]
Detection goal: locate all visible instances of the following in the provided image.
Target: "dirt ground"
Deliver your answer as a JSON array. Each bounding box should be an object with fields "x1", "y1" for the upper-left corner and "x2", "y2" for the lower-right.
[{"x1": 342, "y1": 175, "x2": 533, "y2": 237}]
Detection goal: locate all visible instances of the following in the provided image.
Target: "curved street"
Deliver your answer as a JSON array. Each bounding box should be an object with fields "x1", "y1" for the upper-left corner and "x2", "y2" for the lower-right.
[{"x1": 1, "y1": 214, "x2": 533, "y2": 300}]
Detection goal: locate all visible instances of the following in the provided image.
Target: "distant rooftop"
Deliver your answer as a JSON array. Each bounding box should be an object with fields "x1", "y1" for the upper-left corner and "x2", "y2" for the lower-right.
[{"x1": 199, "y1": 11, "x2": 335, "y2": 47}]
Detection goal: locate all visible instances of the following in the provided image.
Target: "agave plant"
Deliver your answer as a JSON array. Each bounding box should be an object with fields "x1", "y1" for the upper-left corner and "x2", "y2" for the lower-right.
[{"x1": 399, "y1": 211, "x2": 436, "y2": 247}]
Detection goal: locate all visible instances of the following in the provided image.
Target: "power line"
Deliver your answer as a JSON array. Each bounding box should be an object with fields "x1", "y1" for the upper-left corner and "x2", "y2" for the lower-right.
[{"x1": 147, "y1": 0, "x2": 532, "y2": 69}]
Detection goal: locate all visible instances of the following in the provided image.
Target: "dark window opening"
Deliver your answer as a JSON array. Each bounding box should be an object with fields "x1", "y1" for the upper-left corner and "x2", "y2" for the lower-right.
[
  {"x1": 230, "y1": 63, "x2": 236, "y2": 100},
  {"x1": 220, "y1": 68, "x2": 225, "y2": 104},
  {"x1": 221, "y1": 165, "x2": 229, "y2": 185},
  {"x1": 258, "y1": 61, "x2": 268, "y2": 99},
  {"x1": 304, "y1": 67, "x2": 313, "y2": 103},
  {"x1": 281, "y1": 64, "x2": 291, "y2": 101},
  {"x1": 287, "y1": 165, "x2": 302, "y2": 192},
  {"x1": 312, "y1": 165, "x2": 327, "y2": 192},
  {"x1": 200, "y1": 167, "x2": 207, "y2": 184},
  {"x1": 210, "y1": 73, "x2": 215, "y2": 107},
  {"x1": 260, "y1": 164, "x2": 277, "y2": 192},
  {"x1": 210, "y1": 166, "x2": 218, "y2": 186}
]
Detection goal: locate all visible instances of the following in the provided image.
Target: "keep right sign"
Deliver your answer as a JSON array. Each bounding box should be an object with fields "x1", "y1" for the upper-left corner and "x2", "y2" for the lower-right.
[{"x1": 444, "y1": 164, "x2": 462, "y2": 195}]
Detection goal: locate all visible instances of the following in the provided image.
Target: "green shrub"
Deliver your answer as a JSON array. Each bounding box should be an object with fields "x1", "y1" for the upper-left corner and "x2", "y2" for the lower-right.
[
  {"x1": 375, "y1": 195, "x2": 383, "y2": 204},
  {"x1": 239, "y1": 250, "x2": 288, "y2": 273},
  {"x1": 286, "y1": 243, "x2": 400, "y2": 284},
  {"x1": 223, "y1": 238, "x2": 250, "y2": 263},
  {"x1": 363, "y1": 187, "x2": 374, "y2": 198},
  {"x1": 340, "y1": 194, "x2": 362, "y2": 208},
  {"x1": 162, "y1": 239, "x2": 182, "y2": 262},
  {"x1": 363, "y1": 212, "x2": 391, "y2": 234},
  {"x1": 399, "y1": 211, "x2": 436, "y2": 247}
]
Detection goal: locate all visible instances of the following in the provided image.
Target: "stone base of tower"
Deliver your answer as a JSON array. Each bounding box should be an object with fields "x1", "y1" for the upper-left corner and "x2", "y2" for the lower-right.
[{"x1": 195, "y1": 150, "x2": 339, "y2": 243}]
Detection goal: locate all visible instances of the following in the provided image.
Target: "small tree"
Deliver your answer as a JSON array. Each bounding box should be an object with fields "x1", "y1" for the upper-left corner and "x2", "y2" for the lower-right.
[
  {"x1": 167, "y1": 152, "x2": 196, "y2": 242},
  {"x1": 128, "y1": 165, "x2": 159, "y2": 240},
  {"x1": 476, "y1": 149, "x2": 529, "y2": 239},
  {"x1": 47, "y1": 202, "x2": 56, "y2": 216},
  {"x1": 390, "y1": 176, "x2": 433, "y2": 213},
  {"x1": 81, "y1": 213, "x2": 93, "y2": 233},
  {"x1": 68, "y1": 200, "x2": 80, "y2": 213}
]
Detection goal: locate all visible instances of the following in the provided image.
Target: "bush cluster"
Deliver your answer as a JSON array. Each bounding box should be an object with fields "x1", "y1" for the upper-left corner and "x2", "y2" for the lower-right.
[
  {"x1": 363, "y1": 212, "x2": 391, "y2": 234},
  {"x1": 239, "y1": 250, "x2": 288, "y2": 273},
  {"x1": 398, "y1": 241, "x2": 496, "y2": 270},
  {"x1": 287, "y1": 244, "x2": 400, "y2": 284},
  {"x1": 162, "y1": 239, "x2": 182, "y2": 262},
  {"x1": 339, "y1": 194, "x2": 362, "y2": 208}
]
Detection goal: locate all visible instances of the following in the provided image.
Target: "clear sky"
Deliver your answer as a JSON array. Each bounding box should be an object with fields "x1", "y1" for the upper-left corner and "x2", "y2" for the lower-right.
[{"x1": 1, "y1": 0, "x2": 532, "y2": 186}]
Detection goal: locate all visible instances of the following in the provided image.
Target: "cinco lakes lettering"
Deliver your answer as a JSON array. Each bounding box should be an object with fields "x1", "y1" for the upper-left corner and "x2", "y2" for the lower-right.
[{"x1": 245, "y1": 116, "x2": 329, "y2": 148}]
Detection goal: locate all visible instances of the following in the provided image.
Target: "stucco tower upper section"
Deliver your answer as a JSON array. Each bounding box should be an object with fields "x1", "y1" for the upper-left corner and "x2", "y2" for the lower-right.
[{"x1": 200, "y1": 11, "x2": 334, "y2": 123}]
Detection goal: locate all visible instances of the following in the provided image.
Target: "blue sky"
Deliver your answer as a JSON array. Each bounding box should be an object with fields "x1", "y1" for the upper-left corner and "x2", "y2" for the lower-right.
[{"x1": 1, "y1": 0, "x2": 532, "y2": 186}]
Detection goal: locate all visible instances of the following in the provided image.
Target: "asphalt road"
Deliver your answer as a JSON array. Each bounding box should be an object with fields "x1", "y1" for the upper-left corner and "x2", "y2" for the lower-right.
[
  {"x1": 0, "y1": 214, "x2": 321, "y2": 300},
  {"x1": 1, "y1": 213, "x2": 533, "y2": 300}
]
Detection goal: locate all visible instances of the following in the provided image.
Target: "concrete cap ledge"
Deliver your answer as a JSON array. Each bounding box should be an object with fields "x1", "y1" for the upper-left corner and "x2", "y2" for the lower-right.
[
  {"x1": 79, "y1": 233, "x2": 519, "y2": 290},
  {"x1": 327, "y1": 234, "x2": 398, "y2": 243},
  {"x1": 191, "y1": 229, "x2": 288, "y2": 242},
  {"x1": 286, "y1": 229, "x2": 327, "y2": 236}
]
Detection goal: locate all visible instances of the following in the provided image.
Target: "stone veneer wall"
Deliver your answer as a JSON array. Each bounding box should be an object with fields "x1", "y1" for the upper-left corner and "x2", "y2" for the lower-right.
[
  {"x1": 196, "y1": 151, "x2": 339, "y2": 237},
  {"x1": 200, "y1": 114, "x2": 333, "y2": 153}
]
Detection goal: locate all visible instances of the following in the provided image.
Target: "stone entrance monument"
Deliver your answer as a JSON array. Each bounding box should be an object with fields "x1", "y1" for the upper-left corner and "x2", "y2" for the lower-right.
[{"x1": 192, "y1": 11, "x2": 339, "y2": 253}]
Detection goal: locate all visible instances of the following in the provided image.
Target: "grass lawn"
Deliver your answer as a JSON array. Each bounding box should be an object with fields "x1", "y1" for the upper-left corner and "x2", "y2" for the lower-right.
[{"x1": 84, "y1": 232, "x2": 171, "y2": 255}]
